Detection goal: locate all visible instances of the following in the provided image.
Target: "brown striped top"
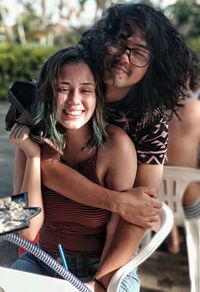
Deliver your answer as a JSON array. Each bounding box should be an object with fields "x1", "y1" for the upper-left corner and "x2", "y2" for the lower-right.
[{"x1": 39, "y1": 150, "x2": 111, "y2": 257}]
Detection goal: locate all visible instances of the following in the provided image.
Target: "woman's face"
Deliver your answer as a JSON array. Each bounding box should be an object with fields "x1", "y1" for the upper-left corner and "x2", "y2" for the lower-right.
[{"x1": 56, "y1": 62, "x2": 96, "y2": 130}]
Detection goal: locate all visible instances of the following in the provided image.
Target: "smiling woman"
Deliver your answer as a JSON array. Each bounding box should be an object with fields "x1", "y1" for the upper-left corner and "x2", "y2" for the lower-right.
[
  {"x1": 56, "y1": 62, "x2": 96, "y2": 131},
  {"x1": 9, "y1": 45, "x2": 143, "y2": 292}
]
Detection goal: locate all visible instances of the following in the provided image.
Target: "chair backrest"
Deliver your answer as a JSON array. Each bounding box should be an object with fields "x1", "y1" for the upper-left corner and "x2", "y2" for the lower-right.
[
  {"x1": 107, "y1": 203, "x2": 174, "y2": 292},
  {"x1": 159, "y1": 166, "x2": 200, "y2": 226}
]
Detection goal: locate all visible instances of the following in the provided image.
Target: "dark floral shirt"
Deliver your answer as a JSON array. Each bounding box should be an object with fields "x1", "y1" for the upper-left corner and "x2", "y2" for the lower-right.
[{"x1": 105, "y1": 98, "x2": 168, "y2": 165}]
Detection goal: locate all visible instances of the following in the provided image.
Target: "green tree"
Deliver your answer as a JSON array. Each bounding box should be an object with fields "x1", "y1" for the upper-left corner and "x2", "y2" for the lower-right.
[{"x1": 166, "y1": 0, "x2": 200, "y2": 39}]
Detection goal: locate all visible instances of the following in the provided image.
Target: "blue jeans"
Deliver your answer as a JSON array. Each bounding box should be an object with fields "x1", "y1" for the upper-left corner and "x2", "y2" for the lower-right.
[{"x1": 11, "y1": 252, "x2": 140, "y2": 291}]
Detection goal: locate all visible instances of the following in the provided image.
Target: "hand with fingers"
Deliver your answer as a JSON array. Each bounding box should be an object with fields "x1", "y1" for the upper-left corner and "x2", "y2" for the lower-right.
[
  {"x1": 9, "y1": 123, "x2": 40, "y2": 158},
  {"x1": 116, "y1": 186, "x2": 162, "y2": 228}
]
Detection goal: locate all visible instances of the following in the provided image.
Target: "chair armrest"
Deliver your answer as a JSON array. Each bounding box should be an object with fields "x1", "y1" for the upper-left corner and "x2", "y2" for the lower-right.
[{"x1": 107, "y1": 203, "x2": 174, "y2": 292}]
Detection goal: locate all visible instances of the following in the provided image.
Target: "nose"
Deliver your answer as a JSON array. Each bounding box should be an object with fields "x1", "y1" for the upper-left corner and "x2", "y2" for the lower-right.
[
  {"x1": 118, "y1": 49, "x2": 130, "y2": 64},
  {"x1": 66, "y1": 89, "x2": 81, "y2": 105}
]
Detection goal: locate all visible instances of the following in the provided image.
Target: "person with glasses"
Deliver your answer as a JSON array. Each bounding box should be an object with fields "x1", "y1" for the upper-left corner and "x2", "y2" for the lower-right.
[
  {"x1": 13, "y1": 3, "x2": 190, "y2": 289},
  {"x1": 105, "y1": 40, "x2": 152, "y2": 68}
]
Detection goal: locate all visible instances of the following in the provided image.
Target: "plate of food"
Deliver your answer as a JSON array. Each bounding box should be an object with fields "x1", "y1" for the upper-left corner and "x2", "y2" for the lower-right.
[{"x1": 0, "y1": 192, "x2": 41, "y2": 235}]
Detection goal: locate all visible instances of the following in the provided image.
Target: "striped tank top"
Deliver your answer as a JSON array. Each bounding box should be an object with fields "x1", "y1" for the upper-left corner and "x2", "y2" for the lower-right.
[{"x1": 39, "y1": 150, "x2": 111, "y2": 257}]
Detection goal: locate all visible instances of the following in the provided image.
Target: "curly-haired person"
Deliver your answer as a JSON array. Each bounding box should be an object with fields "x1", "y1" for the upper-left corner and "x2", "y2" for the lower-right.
[{"x1": 13, "y1": 3, "x2": 192, "y2": 290}]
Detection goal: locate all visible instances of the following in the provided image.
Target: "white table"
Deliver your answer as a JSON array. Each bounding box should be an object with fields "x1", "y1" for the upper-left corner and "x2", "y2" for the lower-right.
[{"x1": 0, "y1": 266, "x2": 80, "y2": 292}]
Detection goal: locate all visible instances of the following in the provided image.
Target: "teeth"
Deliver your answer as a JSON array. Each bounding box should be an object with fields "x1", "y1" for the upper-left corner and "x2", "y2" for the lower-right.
[{"x1": 64, "y1": 110, "x2": 82, "y2": 116}]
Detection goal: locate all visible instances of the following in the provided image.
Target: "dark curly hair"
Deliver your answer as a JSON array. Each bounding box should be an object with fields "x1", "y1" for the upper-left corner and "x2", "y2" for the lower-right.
[{"x1": 79, "y1": 3, "x2": 192, "y2": 117}]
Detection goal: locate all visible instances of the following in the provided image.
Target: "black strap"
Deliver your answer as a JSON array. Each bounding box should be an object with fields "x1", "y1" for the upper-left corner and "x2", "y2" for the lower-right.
[{"x1": 8, "y1": 89, "x2": 25, "y2": 113}]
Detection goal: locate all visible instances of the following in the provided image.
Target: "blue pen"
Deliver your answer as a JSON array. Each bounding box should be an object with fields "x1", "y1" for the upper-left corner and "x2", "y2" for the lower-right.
[{"x1": 58, "y1": 243, "x2": 68, "y2": 270}]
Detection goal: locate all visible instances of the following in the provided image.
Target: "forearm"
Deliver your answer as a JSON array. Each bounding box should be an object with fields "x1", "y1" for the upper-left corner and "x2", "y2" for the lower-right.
[
  {"x1": 19, "y1": 157, "x2": 44, "y2": 240},
  {"x1": 13, "y1": 148, "x2": 26, "y2": 194},
  {"x1": 41, "y1": 157, "x2": 162, "y2": 226},
  {"x1": 95, "y1": 219, "x2": 146, "y2": 288},
  {"x1": 100, "y1": 214, "x2": 120, "y2": 263},
  {"x1": 10, "y1": 124, "x2": 44, "y2": 240},
  {"x1": 42, "y1": 158, "x2": 119, "y2": 212}
]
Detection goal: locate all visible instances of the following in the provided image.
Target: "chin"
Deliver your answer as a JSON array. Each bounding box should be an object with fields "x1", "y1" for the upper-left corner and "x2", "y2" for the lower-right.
[{"x1": 112, "y1": 78, "x2": 127, "y2": 88}]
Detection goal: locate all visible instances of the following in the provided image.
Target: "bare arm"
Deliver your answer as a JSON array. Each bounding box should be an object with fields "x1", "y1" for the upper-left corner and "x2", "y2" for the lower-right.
[
  {"x1": 13, "y1": 148, "x2": 26, "y2": 194},
  {"x1": 93, "y1": 131, "x2": 164, "y2": 288},
  {"x1": 135, "y1": 163, "x2": 163, "y2": 192},
  {"x1": 10, "y1": 124, "x2": 44, "y2": 241},
  {"x1": 168, "y1": 98, "x2": 200, "y2": 204},
  {"x1": 94, "y1": 127, "x2": 147, "y2": 288},
  {"x1": 41, "y1": 147, "x2": 161, "y2": 227}
]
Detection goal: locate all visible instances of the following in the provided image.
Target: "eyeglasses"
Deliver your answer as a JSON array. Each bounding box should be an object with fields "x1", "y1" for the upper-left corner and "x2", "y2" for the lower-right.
[{"x1": 105, "y1": 40, "x2": 152, "y2": 68}]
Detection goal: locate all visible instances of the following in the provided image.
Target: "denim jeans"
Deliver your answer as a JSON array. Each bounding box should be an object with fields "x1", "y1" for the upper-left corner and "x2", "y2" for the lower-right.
[{"x1": 11, "y1": 252, "x2": 140, "y2": 291}]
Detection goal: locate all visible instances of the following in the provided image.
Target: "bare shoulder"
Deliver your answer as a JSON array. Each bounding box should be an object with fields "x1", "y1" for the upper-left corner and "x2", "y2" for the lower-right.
[
  {"x1": 182, "y1": 98, "x2": 200, "y2": 120},
  {"x1": 97, "y1": 124, "x2": 136, "y2": 178},
  {"x1": 105, "y1": 124, "x2": 135, "y2": 152},
  {"x1": 174, "y1": 98, "x2": 200, "y2": 130},
  {"x1": 97, "y1": 125, "x2": 137, "y2": 190}
]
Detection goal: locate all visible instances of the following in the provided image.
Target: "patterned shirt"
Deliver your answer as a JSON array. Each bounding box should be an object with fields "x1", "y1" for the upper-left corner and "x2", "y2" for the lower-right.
[{"x1": 105, "y1": 97, "x2": 168, "y2": 164}]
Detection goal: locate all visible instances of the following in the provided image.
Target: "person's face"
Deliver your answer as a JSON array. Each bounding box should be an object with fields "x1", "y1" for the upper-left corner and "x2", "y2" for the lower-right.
[
  {"x1": 104, "y1": 30, "x2": 150, "y2": 90},
  {"x1": 56, "y1": 62, "x2": 96, "y2": 131}
]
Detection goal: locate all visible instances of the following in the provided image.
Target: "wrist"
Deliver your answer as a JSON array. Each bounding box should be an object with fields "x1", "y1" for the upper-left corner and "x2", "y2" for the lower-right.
[
  {"x1": 96, "y1": 188, "x2": 119, "y2": 213},
  {"x1": 109, "y1": 190, "x2": 122, "y2": 214},
  {"x1": 26, "y1": 155, "x2": 41, "y2": 161}
]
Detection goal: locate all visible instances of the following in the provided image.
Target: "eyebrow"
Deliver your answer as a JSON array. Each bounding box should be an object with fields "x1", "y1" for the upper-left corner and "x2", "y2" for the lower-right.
[
  {"x1": 58, "y1": 81, "x2": 95, "y2": 86},
  {"x1": 125, "y1": 41, "x2": 149, "y2": 51}
]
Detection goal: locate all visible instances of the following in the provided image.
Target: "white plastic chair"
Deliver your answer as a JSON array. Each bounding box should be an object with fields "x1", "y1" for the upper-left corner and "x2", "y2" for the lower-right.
[
  {"x1": 107, "y1": 203, "x2": 173, "y2": 292},
  {"x1": 159, "y1": 165, "x2": 200, "y2": 292}
]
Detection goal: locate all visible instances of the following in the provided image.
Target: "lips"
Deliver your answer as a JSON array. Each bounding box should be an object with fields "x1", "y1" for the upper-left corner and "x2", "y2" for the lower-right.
[
  {"x1": 63, "y1": 109, "x2": 83, "y2": 119},
  {"x1": 113, "y1": 65, "x2": 128, "y2": 74}
]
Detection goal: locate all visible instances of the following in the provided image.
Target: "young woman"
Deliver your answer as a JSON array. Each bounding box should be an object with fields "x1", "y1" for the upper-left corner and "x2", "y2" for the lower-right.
[{"x1": 10, "y1": 46, "x2": 145, "y2": 291}]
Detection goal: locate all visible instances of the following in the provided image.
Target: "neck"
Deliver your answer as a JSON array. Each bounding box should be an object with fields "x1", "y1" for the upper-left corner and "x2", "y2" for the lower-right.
[
  {"x1": 105, "y1": 85, "x2": 130, "y2": 103},
  {"x1": 65, "y1": 126, "x2": 91, "y2": 152},
  {"x1": 62, "y1": 125, "x2": 95, "y2": 168}
]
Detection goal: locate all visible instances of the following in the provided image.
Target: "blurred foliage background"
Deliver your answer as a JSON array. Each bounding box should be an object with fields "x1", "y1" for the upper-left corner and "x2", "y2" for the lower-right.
[{"x1": 0, "y1": 0, "x2": 200, "y2": 100}]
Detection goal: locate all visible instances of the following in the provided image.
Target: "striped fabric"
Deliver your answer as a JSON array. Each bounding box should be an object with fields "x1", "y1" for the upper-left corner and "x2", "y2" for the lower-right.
[
  {"x1": 184, "y1": 198, "x2": 200, "y2": 219},
  {"x1": 39, "y1": 151, "x2": 111, "y2": 257}
]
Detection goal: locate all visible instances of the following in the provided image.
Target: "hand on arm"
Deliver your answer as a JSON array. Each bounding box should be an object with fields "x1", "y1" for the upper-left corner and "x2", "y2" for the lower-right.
[
  {"x1": 114, "y1": 156, "x2": 163, "y2": 228},
  {"x1": 41, "y1": 144, "x2": 117, "y2": 210},
  {"x1": 41, "y1": 145, "x2": 161, "y2": 227},
  {"x1": 114, "y1": 186, "x2": 161, "y2": 227}
]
